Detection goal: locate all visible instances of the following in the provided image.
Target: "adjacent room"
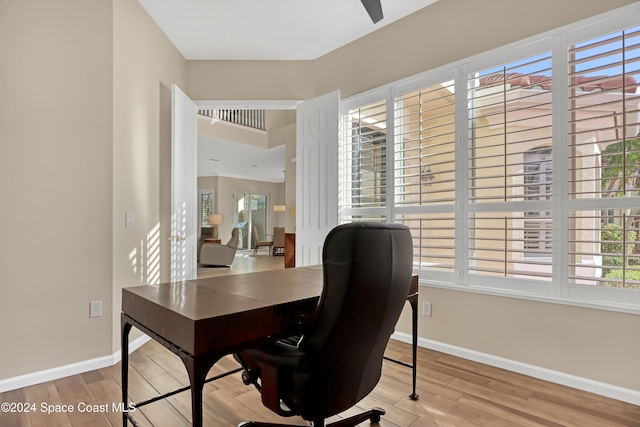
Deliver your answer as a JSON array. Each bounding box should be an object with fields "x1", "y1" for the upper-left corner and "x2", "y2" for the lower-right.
[{"x1": 195, "y1": 108, "x2": 294, "y2": 274}]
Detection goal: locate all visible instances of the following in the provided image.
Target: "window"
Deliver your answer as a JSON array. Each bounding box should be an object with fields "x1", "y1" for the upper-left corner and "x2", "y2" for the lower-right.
[
  {"x1": 338, "y1": 6, "x2": 640, "y2": 310},
  {"x1": 200, "y1": 190, "x2": 214, "y2": 227},
  {"x1": 568, "y1": 25, "x2": 640, "y2": 290}
]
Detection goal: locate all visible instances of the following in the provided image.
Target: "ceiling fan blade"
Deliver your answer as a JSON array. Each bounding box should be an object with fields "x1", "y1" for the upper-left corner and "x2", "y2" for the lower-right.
[{"x1": 360, "y1": 0, "x2": 383, "y2": 23}]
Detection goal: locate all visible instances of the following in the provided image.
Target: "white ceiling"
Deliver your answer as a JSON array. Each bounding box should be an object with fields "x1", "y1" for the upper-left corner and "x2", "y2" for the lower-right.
[
  {"x1": 137, "y1": 0, "x2": 438, "y2": 60},
  {"x1": 198, "y1": 133, "x2": 286, "y2": 182}
]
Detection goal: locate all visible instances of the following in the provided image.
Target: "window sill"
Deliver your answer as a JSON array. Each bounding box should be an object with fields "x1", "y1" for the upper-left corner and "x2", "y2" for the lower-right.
[{"x1": 418, "y1": 278, "x2": 640, "y2": 315}]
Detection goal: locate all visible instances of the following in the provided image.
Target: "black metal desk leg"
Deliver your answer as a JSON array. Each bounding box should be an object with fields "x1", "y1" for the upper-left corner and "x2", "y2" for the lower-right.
[
  {"x1": 408, "y1": 293, "x2": 419, "y2": 400},
  {"x1": 179, "y1": 354, "x2": 213, "y2": 427},
  {"x1": 121, "y1": 314, "x2": 133, "y2": 427}
]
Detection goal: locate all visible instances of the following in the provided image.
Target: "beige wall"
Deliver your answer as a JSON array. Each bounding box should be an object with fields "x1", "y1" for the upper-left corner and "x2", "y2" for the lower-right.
[
  {"x1": 0, "y1": 0, "x2": 113, "y2": 378},
  {"x1": 187, "y1": 60, "x2": 315, "y2": 101},
  {"x1": 112, "y1": 0, "x2": 186, "y2": 351},
  {"x1": 396, "y1": 288, "x2": 640, "y2": 391}
]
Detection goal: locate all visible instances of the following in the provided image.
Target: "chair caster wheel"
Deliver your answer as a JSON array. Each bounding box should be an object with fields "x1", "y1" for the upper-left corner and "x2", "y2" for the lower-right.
[
  {"x1": 241, "y1": 371, "x2": 252, "y2": 385},
  {"x1": 371, "y1": 407, "x2": 385, "y2": 424}
]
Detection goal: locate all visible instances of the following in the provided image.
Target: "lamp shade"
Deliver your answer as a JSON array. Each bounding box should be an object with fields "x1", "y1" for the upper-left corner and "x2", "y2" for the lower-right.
[
  {"x1": 208, "y1": 214, "x2": 224, "y2": 225},
  {"x1": 274, "y1": 205, "x2": 286, "y2": 213}
]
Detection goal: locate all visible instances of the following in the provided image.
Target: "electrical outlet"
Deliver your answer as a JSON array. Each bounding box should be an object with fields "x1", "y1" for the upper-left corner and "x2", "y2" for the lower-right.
[
  {"x1": 90, "y1": 301, "x2": 102, "y2": 318},
  {"x1": 422, "y1": 301, "x2": 432, "y2": 317}
]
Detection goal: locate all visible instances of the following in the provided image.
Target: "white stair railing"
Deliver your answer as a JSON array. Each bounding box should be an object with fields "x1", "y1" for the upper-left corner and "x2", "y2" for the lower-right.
[{"x1": 198, "y1": 109, "x2": 266, "y2": 131}]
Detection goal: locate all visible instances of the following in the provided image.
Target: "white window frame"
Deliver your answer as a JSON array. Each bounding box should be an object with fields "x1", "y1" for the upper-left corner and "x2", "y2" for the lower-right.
[{"x1": 339, "y1": 2, "x2": 640, "y2": 314}]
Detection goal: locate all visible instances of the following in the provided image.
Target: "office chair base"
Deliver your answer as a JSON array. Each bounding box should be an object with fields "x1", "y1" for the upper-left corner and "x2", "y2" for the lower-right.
[{"x1": 238, "y1": 407, "x2": 386, "y2": 427}]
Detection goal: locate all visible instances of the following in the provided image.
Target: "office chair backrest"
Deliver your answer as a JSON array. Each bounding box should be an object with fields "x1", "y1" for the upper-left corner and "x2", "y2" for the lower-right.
[{"x1": 294, "y1": 222, "x2": 413, "y2": 416}]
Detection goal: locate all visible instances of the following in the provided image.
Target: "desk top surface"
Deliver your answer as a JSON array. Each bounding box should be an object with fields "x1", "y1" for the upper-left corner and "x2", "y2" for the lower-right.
[{"x1": 122, "y1": 266, "x2": 324, "y2": 355}]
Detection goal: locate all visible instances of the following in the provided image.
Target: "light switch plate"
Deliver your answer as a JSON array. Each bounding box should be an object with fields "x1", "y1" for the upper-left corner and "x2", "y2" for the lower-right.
[{"x1": 125, "y1": 212, "x2": 135, "y2": 228}]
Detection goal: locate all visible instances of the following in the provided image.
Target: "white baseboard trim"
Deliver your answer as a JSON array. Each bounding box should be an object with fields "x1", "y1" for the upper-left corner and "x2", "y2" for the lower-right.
[
  {"x1": 0, "y1": 334, "x2": 150, "y2": 393},
  {"x1": 4, "y1": 332, "x2": 638, "y2": 406},
  {"x1": 390, "y1": 332, "x2": 640, "y2": 406}
]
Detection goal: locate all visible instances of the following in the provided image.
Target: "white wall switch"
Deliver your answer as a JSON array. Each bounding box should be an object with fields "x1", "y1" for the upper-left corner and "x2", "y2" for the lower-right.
[{"x1": 125, "y1": 212, "x2": 135, "y2": 228}]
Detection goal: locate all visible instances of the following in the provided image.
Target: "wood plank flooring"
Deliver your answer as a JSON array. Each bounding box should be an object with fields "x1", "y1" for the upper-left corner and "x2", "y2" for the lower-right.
[
  {"x1": 1, "y1": 251, "x2": 638, "y2": 426},
  {"x1": 2, "y1": 340, "x2": 638, "y2": 426}
]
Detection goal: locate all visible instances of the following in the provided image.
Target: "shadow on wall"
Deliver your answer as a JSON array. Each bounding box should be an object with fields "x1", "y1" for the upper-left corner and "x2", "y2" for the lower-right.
[{"x1": 128, "y1": 222, "x2": 161, "y2": 285}]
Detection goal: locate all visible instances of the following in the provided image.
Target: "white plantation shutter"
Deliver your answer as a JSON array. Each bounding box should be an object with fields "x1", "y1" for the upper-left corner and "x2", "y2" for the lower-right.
[
  {"x1": 567, "y1": 25, "x2": 640, "y2": 289},
  {"x1": 394, "y1": 213, "x2": 455, "y2": 272},
  {"x1": 467, "y1": 53, "x2": 554, "y2": 281},
  {"x1": 394, "y1": 80, "x2": 456, "y2": 206},
  {"x1": 393, "y1": 80, "x2": 456, "y2": 273},
  {"x1": 469, "y1": 212, "x2": 552, "y2": 279},
  {"x1": 339, "y1": 99, "x2": 387, "y2": 221}
]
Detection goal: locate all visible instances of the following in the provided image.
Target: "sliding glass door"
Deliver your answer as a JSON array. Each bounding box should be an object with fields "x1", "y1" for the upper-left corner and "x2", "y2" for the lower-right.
[{"x1": 233, "y1": 193, "x2": 268, "y2": 250}]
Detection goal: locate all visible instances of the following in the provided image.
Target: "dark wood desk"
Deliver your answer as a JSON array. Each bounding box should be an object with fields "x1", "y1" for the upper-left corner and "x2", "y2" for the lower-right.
[{"x1": 121, "y1": 268, "x2": 418, "y2": 427}]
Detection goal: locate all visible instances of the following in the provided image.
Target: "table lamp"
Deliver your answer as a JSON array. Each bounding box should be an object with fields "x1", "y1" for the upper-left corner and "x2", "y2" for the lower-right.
[{"x1": 208, "y1": 214, "x2": 224, "y2": 239}]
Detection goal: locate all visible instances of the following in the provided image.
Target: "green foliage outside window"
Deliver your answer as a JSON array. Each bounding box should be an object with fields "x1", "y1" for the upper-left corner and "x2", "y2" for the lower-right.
[
  {"x1": 603, "y1": 269, "x2": 640, "y2": 289},
  {"x1": 602, "y1": 223, "x2": 640, "y2": 289},
  {"x1": 601, "y1": 136, "x2": 640, "y2": 198},
  {"x1": 599, "y1": 135, "x2": 640, "y2": 289}
]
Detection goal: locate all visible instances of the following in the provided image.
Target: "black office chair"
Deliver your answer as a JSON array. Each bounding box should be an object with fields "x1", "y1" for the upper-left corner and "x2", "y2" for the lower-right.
[{"x1": 234, "y1": 222, "x2": 414, "y2": 427}]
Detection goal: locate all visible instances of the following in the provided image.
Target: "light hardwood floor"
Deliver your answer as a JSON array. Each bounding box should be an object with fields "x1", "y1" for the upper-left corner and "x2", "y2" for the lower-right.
[
  {"x1": 1, "y1": 252, "x2": 638, "y2": 427},
  {"x1": 197, "y1": 249, "x2": 286, "y2": 278}
]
